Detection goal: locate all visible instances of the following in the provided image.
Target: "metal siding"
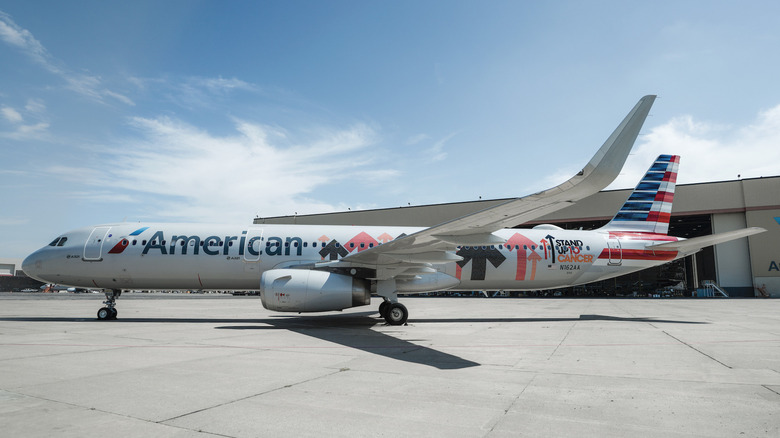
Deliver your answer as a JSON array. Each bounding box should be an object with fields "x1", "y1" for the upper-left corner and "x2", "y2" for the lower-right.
[
  {"x1": 711, "y1": 213, "x2": 753, "y2": 289},
  {"x1": 0, "y1": 264, "x2": 13, "y2": 276}
]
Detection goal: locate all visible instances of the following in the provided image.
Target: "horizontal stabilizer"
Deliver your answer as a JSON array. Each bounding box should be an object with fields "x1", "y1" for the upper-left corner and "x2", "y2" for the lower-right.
[{"x1": 647, "y1": 227, "x2": 766, "y2": 256}]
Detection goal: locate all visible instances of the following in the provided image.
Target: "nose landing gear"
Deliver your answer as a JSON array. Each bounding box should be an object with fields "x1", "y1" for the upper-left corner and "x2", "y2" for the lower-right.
[{"x1": 97, "y1": 289, "x2": 121, "y2": 320}]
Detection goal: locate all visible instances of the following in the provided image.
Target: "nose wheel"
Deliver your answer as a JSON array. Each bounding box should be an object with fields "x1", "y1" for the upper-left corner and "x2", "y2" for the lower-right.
[
  {"x1": 97, "y1": 289, "x2": 121, "y2": 320},
  {"x1": 97, "y1": 307, "x2": 117, "y2": 320}
]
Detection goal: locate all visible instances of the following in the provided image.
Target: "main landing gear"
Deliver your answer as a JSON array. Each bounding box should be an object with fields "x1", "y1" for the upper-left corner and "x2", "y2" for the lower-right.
[
  {"x1": 376, "y1": 280, "x2": 408, "y2": 326},
  {"x1": 378, "y1": 299, "x2": 408, "y2": 326},
  {"x1": 97, "y1": 289, "x2": 121, "y2": 320}
]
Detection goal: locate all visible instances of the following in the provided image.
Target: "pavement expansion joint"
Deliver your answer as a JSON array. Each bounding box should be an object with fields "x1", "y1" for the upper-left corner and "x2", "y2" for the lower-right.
[
  {"x1": 762, "y1": 385, "x2": 780, "y2": 398},
  {"x1": 484, "y1": 374, "x2": 537, "y2": 435},
  {"x1": 158, "y1": 368, "x2": 344, "y2": 424},
  {"x1": 662, "y1": 330, "x2": 733, "y2": 369},
  {"x1": 547, "y1": 321, "x2": 577, "y2": 360}
]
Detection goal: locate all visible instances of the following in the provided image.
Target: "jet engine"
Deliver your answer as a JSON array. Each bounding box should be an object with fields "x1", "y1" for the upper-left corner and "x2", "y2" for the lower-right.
[{"x1": 260, "y1": 269, "x2": 371, "y2": 312}]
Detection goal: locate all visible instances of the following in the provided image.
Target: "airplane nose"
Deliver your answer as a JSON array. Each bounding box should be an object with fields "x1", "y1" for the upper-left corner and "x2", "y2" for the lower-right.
[{"x1": 22, "y1": 251, "x2": 44, "y2": 282}]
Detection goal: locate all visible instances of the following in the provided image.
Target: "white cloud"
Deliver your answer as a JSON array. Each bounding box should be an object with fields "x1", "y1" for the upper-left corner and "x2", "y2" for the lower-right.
[
  {"x1": 0, "y1": 100, "x2": 49, "y2": 139},
  {"x1": 47, "y1": 118, "x2": 387, "y2": 222},
  {"x1": 0, "y1": 12, "x2": 132, "y2": 106},
  {"x1": 608, "y1": 105, "x2": 780, "y2": 189},
  {"x1": 528, "y1": 104, "x2": 780, "y2": 196},
  {"x1": 1, "y1": 105, "x2": 22, "y2": 123}
]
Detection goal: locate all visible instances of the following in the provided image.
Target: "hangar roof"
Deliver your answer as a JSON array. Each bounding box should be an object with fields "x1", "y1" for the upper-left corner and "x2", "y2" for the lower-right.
[{"x1": 253, "y1": 176, "x2": 780, "y2": 228}]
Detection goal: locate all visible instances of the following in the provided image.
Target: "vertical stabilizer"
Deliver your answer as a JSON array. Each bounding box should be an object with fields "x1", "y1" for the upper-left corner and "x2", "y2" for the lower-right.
[{"x1": 600, "y1": 155, "x2": 680, "y2": 234}]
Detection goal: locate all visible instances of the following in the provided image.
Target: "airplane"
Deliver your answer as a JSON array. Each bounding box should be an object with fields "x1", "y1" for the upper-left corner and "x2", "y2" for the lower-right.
[{"x1": 22, "y1": 95, "x2": 765, "y2": 325}]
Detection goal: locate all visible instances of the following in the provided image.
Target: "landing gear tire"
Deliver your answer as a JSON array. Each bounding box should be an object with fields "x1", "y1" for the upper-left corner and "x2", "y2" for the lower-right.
[
  {"x1": 384, "y1": 302, "x2": 408, "y2": 326},
  {"x1": 97, "y1": 289, "x2": 121, "y2": 320},
  {"x1": 97, "y1": 307, "x2": 111, "y2": 320},
  {"x1": 378, "y1": 300, "x2": 390, "y2": 318}
]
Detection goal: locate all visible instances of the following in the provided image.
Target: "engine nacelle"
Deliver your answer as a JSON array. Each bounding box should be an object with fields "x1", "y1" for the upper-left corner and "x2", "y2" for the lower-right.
[{"x1": 260, "y1": 269, "x2": 371, "y2": 312}]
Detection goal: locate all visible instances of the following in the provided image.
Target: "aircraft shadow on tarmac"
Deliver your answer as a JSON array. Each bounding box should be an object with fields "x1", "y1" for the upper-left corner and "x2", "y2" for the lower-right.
[
  {"x1": 1, "y1": 313, "x2": 705, "y2": 370},
  {"x1": 215, "y1": 312, "x2": 482, "y2": 370}
]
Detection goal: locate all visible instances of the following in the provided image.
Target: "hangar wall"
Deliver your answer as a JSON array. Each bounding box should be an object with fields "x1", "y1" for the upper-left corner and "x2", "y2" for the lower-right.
[{"x1": 747, "y1": 208, "x2": 780, "y2": 297}]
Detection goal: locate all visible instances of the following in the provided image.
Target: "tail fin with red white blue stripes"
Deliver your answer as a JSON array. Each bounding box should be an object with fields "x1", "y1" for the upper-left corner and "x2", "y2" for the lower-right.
[{"x1": 599, "y1": 155, "x2": 680, "y2": 234}]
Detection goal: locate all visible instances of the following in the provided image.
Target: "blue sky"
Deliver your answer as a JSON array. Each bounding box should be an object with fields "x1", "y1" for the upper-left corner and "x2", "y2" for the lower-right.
[{"x1": 2, "y1": 1, "x2": 780, "y2": 258}]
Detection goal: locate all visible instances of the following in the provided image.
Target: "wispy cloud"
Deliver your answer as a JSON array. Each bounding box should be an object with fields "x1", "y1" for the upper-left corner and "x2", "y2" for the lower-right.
[
  {"x1": 161, "y1": 76, "x2": 259, "y2": 109},
  {"x1": 0, "y1": 11, "x2": 133, "y2": 106},
  {"x1": 1, "y1": 105, "x2": 22, "y2": 123},
  {"x1": 0, "y1": 11, "x2": 47, "y2": 64},
  {"x1": 405, "y1": 133, "x2": 430, "y2": 145},
  {"x1": 404, "y1": 132, "x2": 457, "y2": 162},
  {"x1": 0, "y1": 102, "x2": 49, "y2": 140},
  {"x1": 47, "y1": 117, "x2": 388, "y2": 222},
  {"x1": 0, "y1": 217, "x2": 29, "y2": 226},
  {"x1": 426, "y1": 131, "x2": 458, "y2": 162}
]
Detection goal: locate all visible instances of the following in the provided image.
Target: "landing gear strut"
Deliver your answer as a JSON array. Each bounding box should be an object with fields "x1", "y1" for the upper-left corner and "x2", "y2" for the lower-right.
[{"x1": 97, "y1": 289, "x2": 121, "y2": 320}]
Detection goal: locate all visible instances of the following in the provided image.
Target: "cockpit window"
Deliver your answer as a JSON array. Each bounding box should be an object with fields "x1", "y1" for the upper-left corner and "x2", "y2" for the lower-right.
[{"x1": 48, "y1": 237, "x2": 68, "y2": 247}]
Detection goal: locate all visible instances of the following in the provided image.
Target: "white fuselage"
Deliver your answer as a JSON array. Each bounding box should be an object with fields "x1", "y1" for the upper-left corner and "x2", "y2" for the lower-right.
[{"x1": 23, "y1": 222, "x2": 682, "y2": 292}]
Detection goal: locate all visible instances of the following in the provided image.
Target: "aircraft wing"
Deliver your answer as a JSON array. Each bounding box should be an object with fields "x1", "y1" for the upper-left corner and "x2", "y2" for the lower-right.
[
  {"x1": 340, "y1": 95, "x2": 657, "y2": 269},
  {"x1": 646, "y1": 227, "x2": 766, "y2": 256}
]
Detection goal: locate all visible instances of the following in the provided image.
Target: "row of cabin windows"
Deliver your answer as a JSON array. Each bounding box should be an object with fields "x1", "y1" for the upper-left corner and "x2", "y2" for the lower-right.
[
  {"x1": 121, "y1": 240, "x2": 378, "y2": 249},
  {"x1": 459, "y1": 244, "x2": 589, "y2": 251},
  {"x1": 56, "y1": 237, "x2": 588, "y2": 252},
  {"x1": 51, "y1": 236, "x2": 588, "y2": 253}
]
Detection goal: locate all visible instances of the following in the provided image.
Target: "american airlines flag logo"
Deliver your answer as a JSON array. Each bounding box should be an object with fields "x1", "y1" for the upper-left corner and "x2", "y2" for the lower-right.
[{"x1": 611, "y1": 154, "x2": 679, "y2": 234}]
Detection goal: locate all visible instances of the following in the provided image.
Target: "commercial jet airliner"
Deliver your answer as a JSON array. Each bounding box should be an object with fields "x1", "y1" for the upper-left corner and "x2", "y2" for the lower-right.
[{"x1": 22, "y1": 96, "x2": 765, "y2": 325}]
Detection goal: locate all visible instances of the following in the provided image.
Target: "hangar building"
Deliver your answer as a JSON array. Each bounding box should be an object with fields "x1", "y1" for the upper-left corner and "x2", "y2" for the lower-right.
[{"x1": 255, "y1": 176, "x2": 780, "y2": 297}]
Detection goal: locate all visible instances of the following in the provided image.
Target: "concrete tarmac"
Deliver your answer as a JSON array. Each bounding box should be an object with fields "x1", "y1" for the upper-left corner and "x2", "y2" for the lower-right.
[{"x1": 0, "y1": 293, "x2": 778, "y2": 437}]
